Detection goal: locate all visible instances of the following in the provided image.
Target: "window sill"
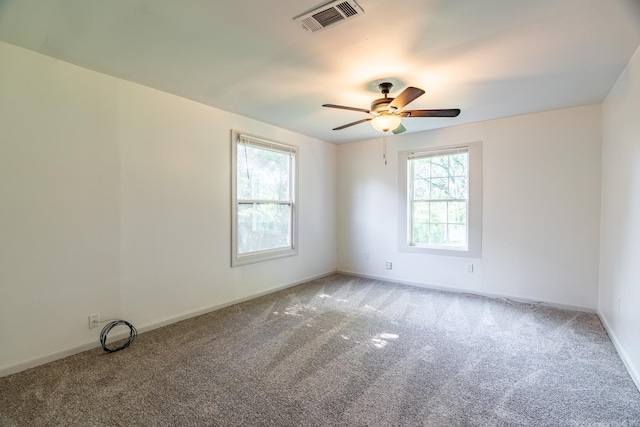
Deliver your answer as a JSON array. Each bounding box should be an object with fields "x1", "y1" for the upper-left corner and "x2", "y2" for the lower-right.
[
  {"x1": 398, "y1": 243, "x2": 480, "y2": 258},
  {"x1": 232, "y1": 247, "x2": 298, "y2": 267}
]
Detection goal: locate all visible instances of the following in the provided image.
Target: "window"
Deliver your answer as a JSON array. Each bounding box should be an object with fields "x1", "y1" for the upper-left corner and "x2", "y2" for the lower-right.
[
  {"x1": 398, "y1": 142, "x2": 482, "y2": 257},
  {"x1": 231, "y1": 131, "x2": 298, "y2": 266}
]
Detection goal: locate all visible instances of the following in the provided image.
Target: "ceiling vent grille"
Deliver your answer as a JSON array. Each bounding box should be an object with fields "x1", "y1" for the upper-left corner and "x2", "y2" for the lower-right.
[{"x1": 293, "y1": 0, "x2": 364, "y2": 33}]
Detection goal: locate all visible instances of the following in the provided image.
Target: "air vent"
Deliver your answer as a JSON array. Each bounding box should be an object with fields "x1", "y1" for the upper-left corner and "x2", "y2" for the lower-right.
[{"x1": 293, "y1": 0, "x2": 364, "y2": 33}]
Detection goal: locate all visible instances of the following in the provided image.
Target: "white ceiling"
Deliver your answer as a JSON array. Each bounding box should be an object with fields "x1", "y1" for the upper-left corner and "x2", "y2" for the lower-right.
[{"x1": 1, "y1": 0, "x2": 639, "y2": 144}]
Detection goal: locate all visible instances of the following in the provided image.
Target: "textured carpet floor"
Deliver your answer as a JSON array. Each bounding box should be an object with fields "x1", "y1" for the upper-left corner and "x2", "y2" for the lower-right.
[{"x1": 1, "y1": 274, "x2": 639, "y2": 426}]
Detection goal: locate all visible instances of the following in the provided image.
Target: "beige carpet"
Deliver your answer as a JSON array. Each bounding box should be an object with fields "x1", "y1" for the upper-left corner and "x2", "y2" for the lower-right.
[{"x1": 1, "y1": 274, "x2": 639, "y2": 426}]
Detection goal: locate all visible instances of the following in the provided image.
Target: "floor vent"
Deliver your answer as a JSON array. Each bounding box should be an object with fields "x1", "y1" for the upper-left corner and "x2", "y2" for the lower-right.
[{"x1": 293, "y1": 0, "x2": 364, "y2": 33}]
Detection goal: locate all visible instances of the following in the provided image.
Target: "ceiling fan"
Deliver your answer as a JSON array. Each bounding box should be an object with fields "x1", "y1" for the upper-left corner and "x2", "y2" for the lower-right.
[{"x1": 322, "y1": 82, "x2": 460, "y2": 134}]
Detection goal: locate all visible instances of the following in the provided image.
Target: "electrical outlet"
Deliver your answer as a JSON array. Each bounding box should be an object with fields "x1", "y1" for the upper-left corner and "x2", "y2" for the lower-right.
[
  {"x1": 466, "y1": 264, "x2": 474, "y2": 273},
  {"x1": 386, "y1": 261, "x2": 392, "y2": 270},
  {"x1": 365, "y1": 251, "x2": 370, "y2": 259},
  {"x1": 88, "y1": 314, "x2": 100, "y2": 329}
]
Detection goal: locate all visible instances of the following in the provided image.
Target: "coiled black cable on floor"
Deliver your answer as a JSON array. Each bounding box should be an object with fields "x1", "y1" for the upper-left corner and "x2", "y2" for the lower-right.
[{"x1": 100, "y1": 320, "x2": 137, "y2": 353}]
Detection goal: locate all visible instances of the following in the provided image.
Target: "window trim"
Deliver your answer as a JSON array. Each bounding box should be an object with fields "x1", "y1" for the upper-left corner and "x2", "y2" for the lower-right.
[
  {"x1": 231, "y1": 130, "x2": 298, "y2": 266},
  {"x1": 398, "y1": 141, "x2": 482, "y2": 257}
]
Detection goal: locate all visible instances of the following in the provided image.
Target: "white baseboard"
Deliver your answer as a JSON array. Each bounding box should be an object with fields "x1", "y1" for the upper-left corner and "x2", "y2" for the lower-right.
[
  {"x1": 0, "y1": 341, "x2": 106, "y2": 379},
  {"x1": 132, "y1": 270, "x2": 337, "y2": 335},
  {"x1": 0, "y1": 270, "x2": 336, "y2": 378},
  {"x1": 336, "y1": 270, "x2": 597, "y2": 313},
  {"x1": 597, "y1": 311, "x2": 640, "y2": 393}
]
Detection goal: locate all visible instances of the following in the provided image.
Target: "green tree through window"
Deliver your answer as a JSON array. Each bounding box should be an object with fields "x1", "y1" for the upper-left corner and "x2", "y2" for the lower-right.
[
  {"x1": 231, "y1": 132, "x2": 298, "y2": 266},
  {"x1": 409, "y1": 149, "x2": 469, "y2": 248}
]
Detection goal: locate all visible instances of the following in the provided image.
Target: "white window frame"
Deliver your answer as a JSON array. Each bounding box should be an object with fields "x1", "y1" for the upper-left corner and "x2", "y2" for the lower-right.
[
  {"x1": 231, "y1": 130, "x2": 298, "y2": 266},
  {"x1": 398, "y1": 141, "x2": 482, "y2": 257}
]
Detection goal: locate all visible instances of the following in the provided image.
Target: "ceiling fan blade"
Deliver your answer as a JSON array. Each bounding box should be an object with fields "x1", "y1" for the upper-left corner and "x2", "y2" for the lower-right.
[
  {"x1": 401, "y1": 109, "x2": 461, "y2": 117},
  {"x1": 389, "y1": 87, "x2": 425, "y2": 110},
  {"x1": 392, "y1": 123, "x2": 406, "y2": 135},
  {"x1": 332, "y1": 118, "x2": 373, "y2": 130},
  {"x1": 322, "y1": 104, "x2": 371, "y2": 114}
]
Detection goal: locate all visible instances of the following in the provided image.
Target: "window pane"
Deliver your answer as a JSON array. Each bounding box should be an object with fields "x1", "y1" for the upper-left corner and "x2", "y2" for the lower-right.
[
  {"x1": 448, "y1": 224, "x2": 466, "y2": 245},
  {"x1": 430, "y1": 178, "x2": 449, "y2": 199},
  {"x1": 449, "y1": 153, "x2": 468, "y2": 176},
  {"x1": 430, "y1": 202, "x2": 447, "y2": 224},
  {"x1": 449, "y1": 176, "x2": 468, "y2": 199},
  {"x1": 237, "y1": 203, "x2": 291, "y2": 254},
  {"x1": 412, "y1": 201, "x2": 429, "y2": 223},
  {"x1": 448, "y1": 202, "x2": 467, "y2": 224},
  {"x1": 413, "y1": 158, "x2": 430, "y2": 179},
  {"x1": 412, "y1": 222, "x2": 429, "y2": 245},
  {"x1": 431, "y1": 156, "x2": 448, "y2": 177},
  {"x1": 237, "y1": 144, "x2": 290, "y2": 201},
  {"x1": 412, "y1": 201, "x2": 429, "y2": 245},
  {"x1": 413, "y1": 178, "x2": 430, "y2": 200},
  {"x1": 429, "y1": 223, "x2": 446, "y2": 245}
]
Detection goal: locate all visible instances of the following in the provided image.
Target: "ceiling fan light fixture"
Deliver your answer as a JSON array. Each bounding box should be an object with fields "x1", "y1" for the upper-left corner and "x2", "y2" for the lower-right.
[{"x1": 371, "y1": 114, "x2": 402, "y2": 132}]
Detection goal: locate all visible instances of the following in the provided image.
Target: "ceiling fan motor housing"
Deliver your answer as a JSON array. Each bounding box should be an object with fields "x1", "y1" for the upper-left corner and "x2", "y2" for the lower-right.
[
  {"x1": 371, "y1": 97, "x2": 394, "y2": 114},
  {"x1": 370, "y1": 82, "x2": 399, "y2": 114}
]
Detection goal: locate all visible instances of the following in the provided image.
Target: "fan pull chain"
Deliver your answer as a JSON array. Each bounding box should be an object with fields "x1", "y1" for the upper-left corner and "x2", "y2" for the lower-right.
[{"x1": 383, "y1": 135, "x2": 387, "y2": 165}]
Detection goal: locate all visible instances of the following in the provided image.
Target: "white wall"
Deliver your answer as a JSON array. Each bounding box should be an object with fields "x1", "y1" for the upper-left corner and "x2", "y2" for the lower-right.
[
  {"x1": 118, "y1": 82, "x2": 337, "y2": 326},
  {"x1": 0, "y1": 42, "x2": 121, "y2": 372},
  {"x1": 0, "y1": 41, "x2": 337, "y2": 375},
  {"x1": 337, "y1": 105, "x2": 602, "y2": 310},
  {"x1": 600, "y1": 45, "x2": 640, "y2": 388}
]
